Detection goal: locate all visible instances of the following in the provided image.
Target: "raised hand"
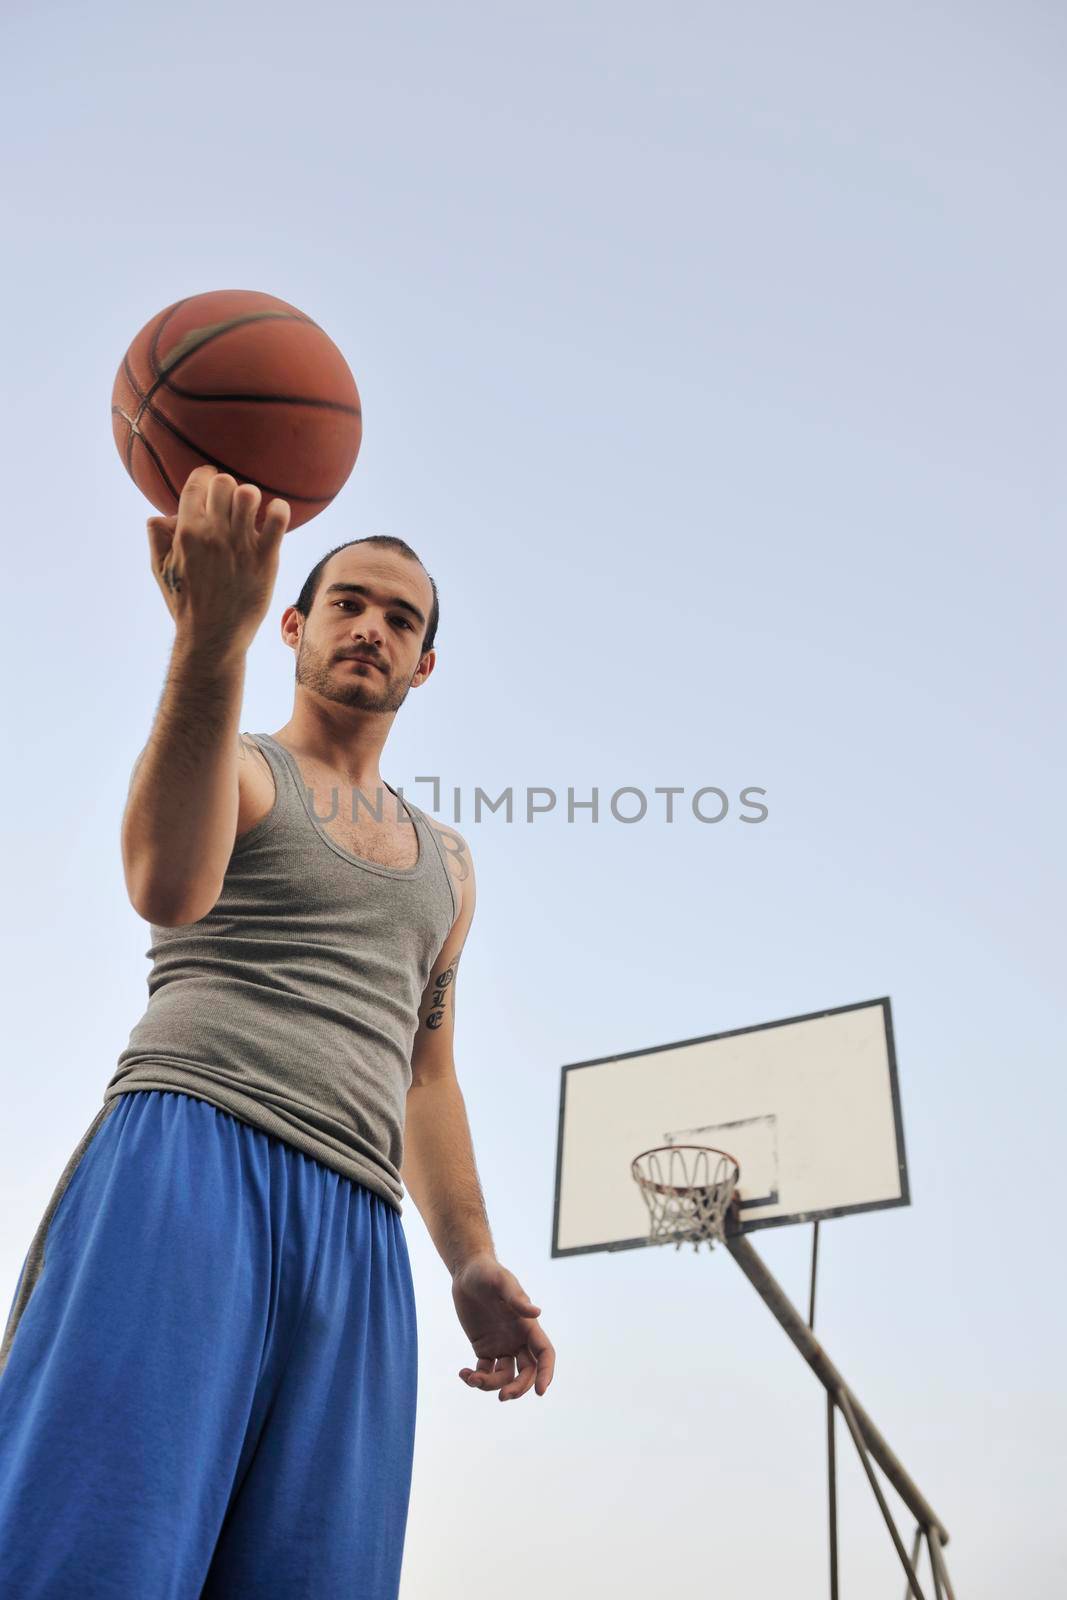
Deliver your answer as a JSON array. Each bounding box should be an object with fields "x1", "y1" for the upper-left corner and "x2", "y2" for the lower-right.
[{"x1": 146, "y1": 465, "x2": 291, "y2": 655}]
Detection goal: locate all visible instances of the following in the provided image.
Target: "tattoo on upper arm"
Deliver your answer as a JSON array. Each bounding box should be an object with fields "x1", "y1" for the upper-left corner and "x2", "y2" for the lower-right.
[
  {"x1": 437, "y1": 828, "x2": 471, "y2": 883},
  {"x1": 424, "y1": 950, "x2": 462, "y2": 1031}
]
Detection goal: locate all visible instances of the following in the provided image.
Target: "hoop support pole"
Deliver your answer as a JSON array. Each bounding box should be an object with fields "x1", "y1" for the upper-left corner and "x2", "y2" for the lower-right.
[
  {"x1": 808, "y1": 1220, "x2": 838, "y2": 1600},
  {"x1": 826, "y1": 1395, "x2": 839, "y2": 1600},
  {"x1": 724, "y1": 1231, "x2": 950, "y2": 1548},
  {"x1": 837, "y1": 1389, "x2": 928, "y2": 1600},
  {"x1": 929, "y1": 1530, "x2": 957, "y2": 1600},
  {"x1": 903, "y1": 1528, "x2": 923, "y2": 1600},
  {"x1": 924, "y1": 1526, "x2": 944, "y2": 1600}
]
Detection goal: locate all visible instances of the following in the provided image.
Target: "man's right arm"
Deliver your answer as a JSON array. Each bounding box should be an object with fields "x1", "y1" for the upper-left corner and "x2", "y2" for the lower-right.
[{"x1": 121, "y1": 636, "x2": 248, "y2": 927}]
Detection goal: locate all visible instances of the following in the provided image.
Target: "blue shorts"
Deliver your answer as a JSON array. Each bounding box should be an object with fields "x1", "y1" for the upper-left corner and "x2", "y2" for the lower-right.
[{"x1": 0, "y1": 1090, "x2": 418, "y2": 1599}]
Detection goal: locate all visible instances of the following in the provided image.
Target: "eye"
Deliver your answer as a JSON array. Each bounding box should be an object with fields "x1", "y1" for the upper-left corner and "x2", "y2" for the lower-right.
[{"x1": 394, "y1": 617, "x2": 413, "y2": 630}]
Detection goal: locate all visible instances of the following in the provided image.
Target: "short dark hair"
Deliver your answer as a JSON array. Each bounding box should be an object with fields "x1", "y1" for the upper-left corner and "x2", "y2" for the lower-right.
[{"x1": 293, "y1": 536, "x2": 439, "y2": 652}]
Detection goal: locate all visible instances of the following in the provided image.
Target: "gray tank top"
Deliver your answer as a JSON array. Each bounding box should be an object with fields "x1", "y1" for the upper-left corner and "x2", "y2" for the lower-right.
[
  {"x1": 102, "y1": 731, "x2": 459, "y2": 1210},
  {"x1": 1, "y1": 734, "x2": 459, "y2": 1378}
]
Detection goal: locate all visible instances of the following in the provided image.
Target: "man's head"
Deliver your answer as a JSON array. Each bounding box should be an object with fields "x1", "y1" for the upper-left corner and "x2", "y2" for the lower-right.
[{"x1": 283, "y1": 536, "x2": 438, "y2": 717}]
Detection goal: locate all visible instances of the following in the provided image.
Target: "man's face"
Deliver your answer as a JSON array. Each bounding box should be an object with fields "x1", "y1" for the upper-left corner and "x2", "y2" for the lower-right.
[{"x1": 291, "y1": 547, "x2": 435, "y2": 715}]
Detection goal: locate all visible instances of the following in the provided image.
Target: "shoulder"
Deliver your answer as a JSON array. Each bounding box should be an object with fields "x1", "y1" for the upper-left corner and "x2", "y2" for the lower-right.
[
  {"x1": 237, "y1": 733, "x2": 277, "y2": 806},
  {"x1": 234, "y1": 733, "x2": 277, "y2": 837},
  {"x1": 128, "y1": 732, "x2": 271, "y2": 791},
  {"x1": 238, "y1": 731, "x2": 273, "y2": 776},
  {"x1": 424, "y1": 814, "x2": 476, "y2": 920}
]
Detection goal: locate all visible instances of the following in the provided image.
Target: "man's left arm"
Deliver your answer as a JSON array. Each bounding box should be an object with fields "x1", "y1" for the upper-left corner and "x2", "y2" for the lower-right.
[
  {"x1": 401, "y1": 828, "x2": 555, "y2": 1402},
  {"x1": 401, "y1": 829, "x2": 491, "y2": 1274}
]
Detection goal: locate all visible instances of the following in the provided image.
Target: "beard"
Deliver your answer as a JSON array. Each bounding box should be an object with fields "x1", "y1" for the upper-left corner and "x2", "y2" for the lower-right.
[{"x1": 296, "y1": 636, "x2": 413, "y2": 715}]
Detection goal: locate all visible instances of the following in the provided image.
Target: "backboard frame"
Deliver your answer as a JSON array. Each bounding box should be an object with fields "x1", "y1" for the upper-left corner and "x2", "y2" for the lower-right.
[{"x1": 551, "y1": 996, "x2": 909, "y2": 1257}]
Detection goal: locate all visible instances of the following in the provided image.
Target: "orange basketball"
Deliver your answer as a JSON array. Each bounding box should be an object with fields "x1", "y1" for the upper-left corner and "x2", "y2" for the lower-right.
[{"x1": 111, "y1": 288, "x2": 362, "y2": 532}]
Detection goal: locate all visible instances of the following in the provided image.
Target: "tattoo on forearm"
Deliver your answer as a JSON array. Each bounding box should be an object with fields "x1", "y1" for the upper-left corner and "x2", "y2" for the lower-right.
[{"x1": 425, "y1": 950, "x2": 462, "y2": 1030}]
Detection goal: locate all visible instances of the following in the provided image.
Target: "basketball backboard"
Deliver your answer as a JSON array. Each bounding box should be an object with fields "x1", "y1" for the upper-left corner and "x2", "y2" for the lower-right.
[{"x1": 552, "y1": 997, "x2": 908, "y2": 1256}]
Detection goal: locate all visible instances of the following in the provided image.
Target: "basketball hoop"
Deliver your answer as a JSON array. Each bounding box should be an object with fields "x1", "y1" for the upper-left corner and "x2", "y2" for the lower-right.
[{"x1": 631, "y1": 1144, "x2": 741, "y2": 1252}]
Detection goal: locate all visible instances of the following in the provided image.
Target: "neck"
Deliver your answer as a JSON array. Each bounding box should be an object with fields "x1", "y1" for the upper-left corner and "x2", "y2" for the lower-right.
[{"x1": 271, "y1": 704, "x2": 393, "y2": 791}]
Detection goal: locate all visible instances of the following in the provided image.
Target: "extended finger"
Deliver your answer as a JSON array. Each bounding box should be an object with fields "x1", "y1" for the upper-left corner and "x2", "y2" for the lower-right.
[
  {"x1": 509, "y1": 1286, "x2": 541, "y2": 1317},
  {"x1": 146, "y1": 516, "x2": 177, "y2": 569},
  {"x1": 457, "y1": 1355, "x2": 494, "y2": 1387},
  {"x1": 474, "y1": 1356, "x2": 515, "y2": 1392},
  {"x1": 178, "y1": 464, "x2": 216, "y2": 520},
  {"x1": 525, "y1": 1321, "x2": 556, "y2": 1395},
  {"x1": 230, "y1": 482, "x2": 262, "y2": 543},
  {"x1": 257, "y1": 495, "x2": 291, "y2": 550},
  {"x1": 206, "y1": 471, "x2": 237, "y2": 524},
  {"x1": 459, "y1": 1355, "x2": 514, "y2": 1392},
  {"x1": 499, "y1": 1347, "x2": 537, "y2": 1402}
]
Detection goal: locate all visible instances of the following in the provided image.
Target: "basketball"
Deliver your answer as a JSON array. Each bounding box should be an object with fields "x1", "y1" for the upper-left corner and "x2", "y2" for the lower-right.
[{"x1": 111, "y1": 288, "x2": 362, "y2": 532}]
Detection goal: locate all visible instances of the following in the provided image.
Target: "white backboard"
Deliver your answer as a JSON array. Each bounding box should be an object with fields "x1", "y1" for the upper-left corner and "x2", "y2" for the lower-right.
[{"x1": 552, "y1": 997, "x2": 909, "y2": 1255}]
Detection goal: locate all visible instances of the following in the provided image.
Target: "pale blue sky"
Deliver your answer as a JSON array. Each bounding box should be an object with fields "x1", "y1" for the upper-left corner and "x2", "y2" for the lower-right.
[{"x1": 2, "y1": 2, "x2": 1064, "y2": 1594}]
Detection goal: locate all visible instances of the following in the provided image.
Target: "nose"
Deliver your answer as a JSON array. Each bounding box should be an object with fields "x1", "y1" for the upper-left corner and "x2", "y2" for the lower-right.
[{"x1": 349, "y1": 616, "x2": 385, "y2": 648}]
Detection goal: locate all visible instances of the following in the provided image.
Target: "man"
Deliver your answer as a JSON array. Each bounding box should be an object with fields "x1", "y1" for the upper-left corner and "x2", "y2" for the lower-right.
[{"x1": 0, "y1": 465, "x2": 555, "y2": 1598}]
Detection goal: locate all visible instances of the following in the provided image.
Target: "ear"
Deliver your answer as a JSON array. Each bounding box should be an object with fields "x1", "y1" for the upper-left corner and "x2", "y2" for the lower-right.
[{"x1": 412, "y1": 648, "x2": 437, "y2": 687}]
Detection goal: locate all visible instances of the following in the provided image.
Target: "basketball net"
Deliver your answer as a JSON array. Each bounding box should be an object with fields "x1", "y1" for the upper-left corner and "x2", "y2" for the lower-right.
[{"x1": 631, "y1": 1145, "x2": 741, "y2": 1252}]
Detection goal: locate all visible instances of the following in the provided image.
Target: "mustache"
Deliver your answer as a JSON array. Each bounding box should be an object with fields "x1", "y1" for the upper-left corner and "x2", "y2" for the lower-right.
[{"x1": 337, "y1": 651, "x2": 384, "y2": 669}]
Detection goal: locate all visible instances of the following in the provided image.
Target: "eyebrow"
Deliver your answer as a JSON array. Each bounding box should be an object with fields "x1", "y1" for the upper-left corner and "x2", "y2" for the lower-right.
[{"x1": 322, "y1": 581, "x2": 427, "y2": 630}]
